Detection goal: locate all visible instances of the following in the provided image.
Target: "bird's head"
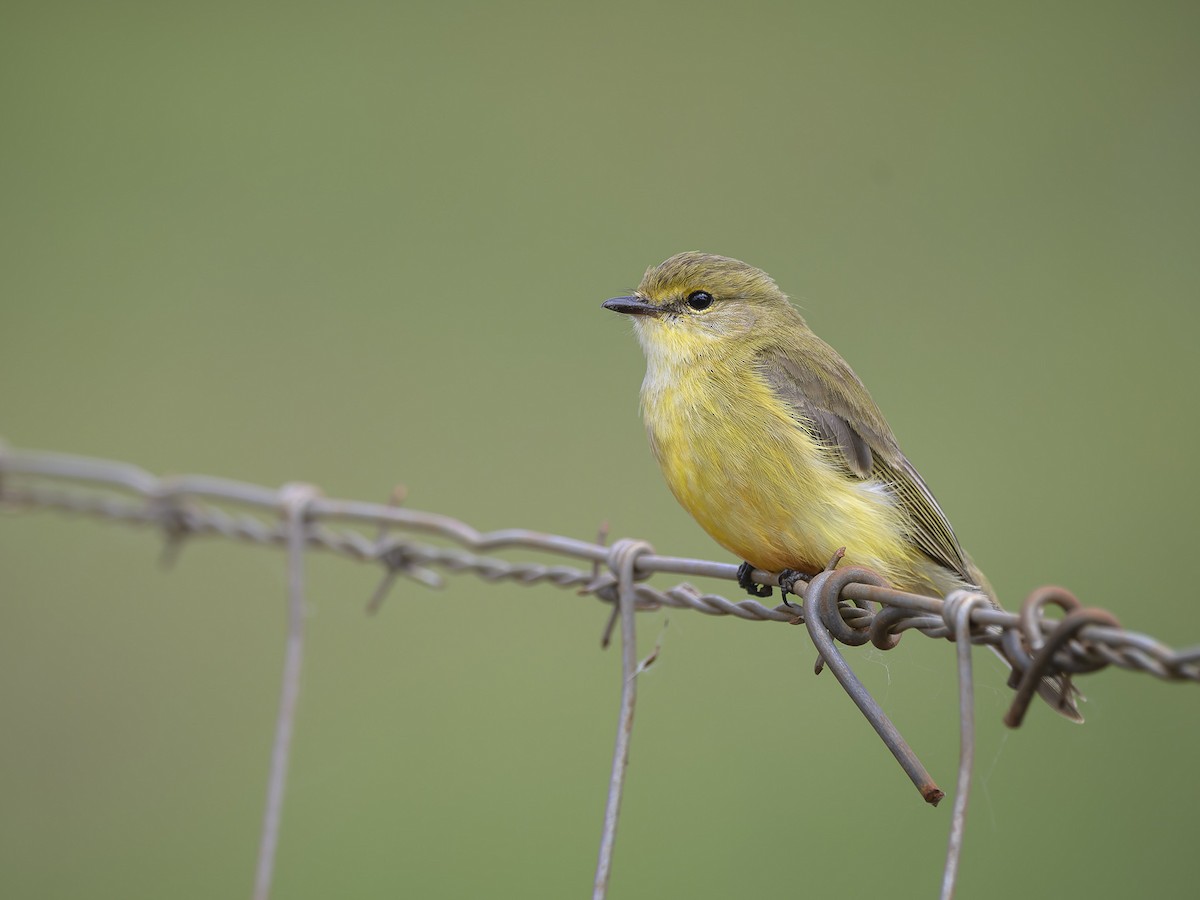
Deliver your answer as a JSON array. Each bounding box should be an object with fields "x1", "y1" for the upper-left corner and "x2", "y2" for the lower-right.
[{"x1": 603, "y1": 252, "x2": 799, "y2": 362}]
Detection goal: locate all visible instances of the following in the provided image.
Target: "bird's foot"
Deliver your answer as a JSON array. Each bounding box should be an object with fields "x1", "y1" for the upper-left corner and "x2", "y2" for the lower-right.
[
  {"x1": 777, "y1": 568, "x2": 811, "y2": 606},
  {"x1": 736, "y1": 561, "x2": 773, "y2": 598}
]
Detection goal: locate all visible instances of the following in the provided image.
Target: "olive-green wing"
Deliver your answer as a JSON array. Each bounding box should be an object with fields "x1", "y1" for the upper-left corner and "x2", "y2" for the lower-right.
[{"x1": 757, "y1": 344, "x2": 973, "y2": 581}]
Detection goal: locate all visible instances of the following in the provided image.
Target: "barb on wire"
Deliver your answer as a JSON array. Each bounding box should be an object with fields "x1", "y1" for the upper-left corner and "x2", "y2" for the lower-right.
[{"x1": 365, "y1": 484, "x2": 443, "y2": 614}]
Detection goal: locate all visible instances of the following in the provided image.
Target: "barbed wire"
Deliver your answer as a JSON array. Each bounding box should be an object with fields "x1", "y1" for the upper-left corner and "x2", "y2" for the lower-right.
[
  {"x1": 4, "y1": 443, "x2": 1196, "y2": 680},
  {"x1": 3, "y1": 442, "x2": 1199, "y2": 900}
]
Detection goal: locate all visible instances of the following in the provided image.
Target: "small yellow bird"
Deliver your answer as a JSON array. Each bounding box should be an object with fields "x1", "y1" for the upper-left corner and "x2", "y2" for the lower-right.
[{"x1": 604, "y1": 251, "x2": 1080, "y2": 721}]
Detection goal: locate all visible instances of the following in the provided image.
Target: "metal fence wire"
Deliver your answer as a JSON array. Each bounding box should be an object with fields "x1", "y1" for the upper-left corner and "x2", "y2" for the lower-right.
[{"x1": 2, "y1": 442, "x2": 1199, "y2": 900}]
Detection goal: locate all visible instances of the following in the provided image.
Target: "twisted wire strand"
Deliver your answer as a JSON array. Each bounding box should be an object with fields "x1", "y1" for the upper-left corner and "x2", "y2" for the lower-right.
[{"x1": 2, "y1": 444, "x2": 1198, "y2": 686}]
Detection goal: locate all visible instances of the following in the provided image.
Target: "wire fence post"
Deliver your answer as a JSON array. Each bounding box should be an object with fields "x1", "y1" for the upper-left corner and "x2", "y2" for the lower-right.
[
  {"x1": 939, "y1": 591, "x2": 989, "y2": 900},
  {"x1": 252, "y1": 483, "x2": 319, "y2": 900},
  {"x1": 593, "y1": 539, "x2": 653, "y2": 900}
]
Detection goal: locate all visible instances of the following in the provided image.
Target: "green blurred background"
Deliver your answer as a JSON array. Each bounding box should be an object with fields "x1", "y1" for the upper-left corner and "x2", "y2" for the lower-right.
[{"x1": 2, "y1": 2, "x2": 1199, "y2": 897}]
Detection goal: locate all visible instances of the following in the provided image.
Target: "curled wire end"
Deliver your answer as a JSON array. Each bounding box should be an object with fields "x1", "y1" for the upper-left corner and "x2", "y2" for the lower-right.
[
  {"x1": 809, "y1": 564, "x2": 885, "y2": 647},
  {"x1": 803, "y1": 563, "x2": 941, "y2": 804},
  {"x1": 1003, "y1": 587, "x2": 1119, "y2": 727},
  {"x1": 869, "y1": 606, "x2": 908, "y2": 651}
]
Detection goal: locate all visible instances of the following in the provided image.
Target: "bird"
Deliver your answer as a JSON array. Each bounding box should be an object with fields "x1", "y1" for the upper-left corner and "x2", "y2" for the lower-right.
[{"x1": 602, "y1": 251, "x2": 1081, "y2": 722}]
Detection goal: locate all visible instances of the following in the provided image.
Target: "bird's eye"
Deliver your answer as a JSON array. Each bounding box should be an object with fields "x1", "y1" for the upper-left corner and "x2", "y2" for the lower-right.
[{"x1": 686, "y1": 290, "x2": 714, "y2": 310}]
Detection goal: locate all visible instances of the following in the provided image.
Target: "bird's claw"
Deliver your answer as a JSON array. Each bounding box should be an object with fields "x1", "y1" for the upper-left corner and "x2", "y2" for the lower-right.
[
  {"x1": 737, "y1": 561, "x2": 773, "y2": 598},
  {"x1": 778, "y1": 568, "x2": 812, "y2": 600}
]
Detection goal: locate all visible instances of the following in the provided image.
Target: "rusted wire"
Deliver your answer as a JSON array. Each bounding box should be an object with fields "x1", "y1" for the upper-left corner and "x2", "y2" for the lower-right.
[
  {"x1": 802, "y1": 559, "x2": 944, "y2": 806},
  {"x1": 1002, "y1": 587, "x2": 1122, "y2": 727}
]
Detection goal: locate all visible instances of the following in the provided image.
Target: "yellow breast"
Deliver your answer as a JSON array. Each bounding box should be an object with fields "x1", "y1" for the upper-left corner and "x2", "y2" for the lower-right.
[{"x1": 639, "y1": 348, "x2": 919, "y2": 586}]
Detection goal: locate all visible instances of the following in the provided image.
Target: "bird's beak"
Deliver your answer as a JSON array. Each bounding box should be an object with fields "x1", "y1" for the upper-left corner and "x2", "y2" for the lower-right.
[{"x1": 602, "y1": 296, "x2": 661, "y2": 317}]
